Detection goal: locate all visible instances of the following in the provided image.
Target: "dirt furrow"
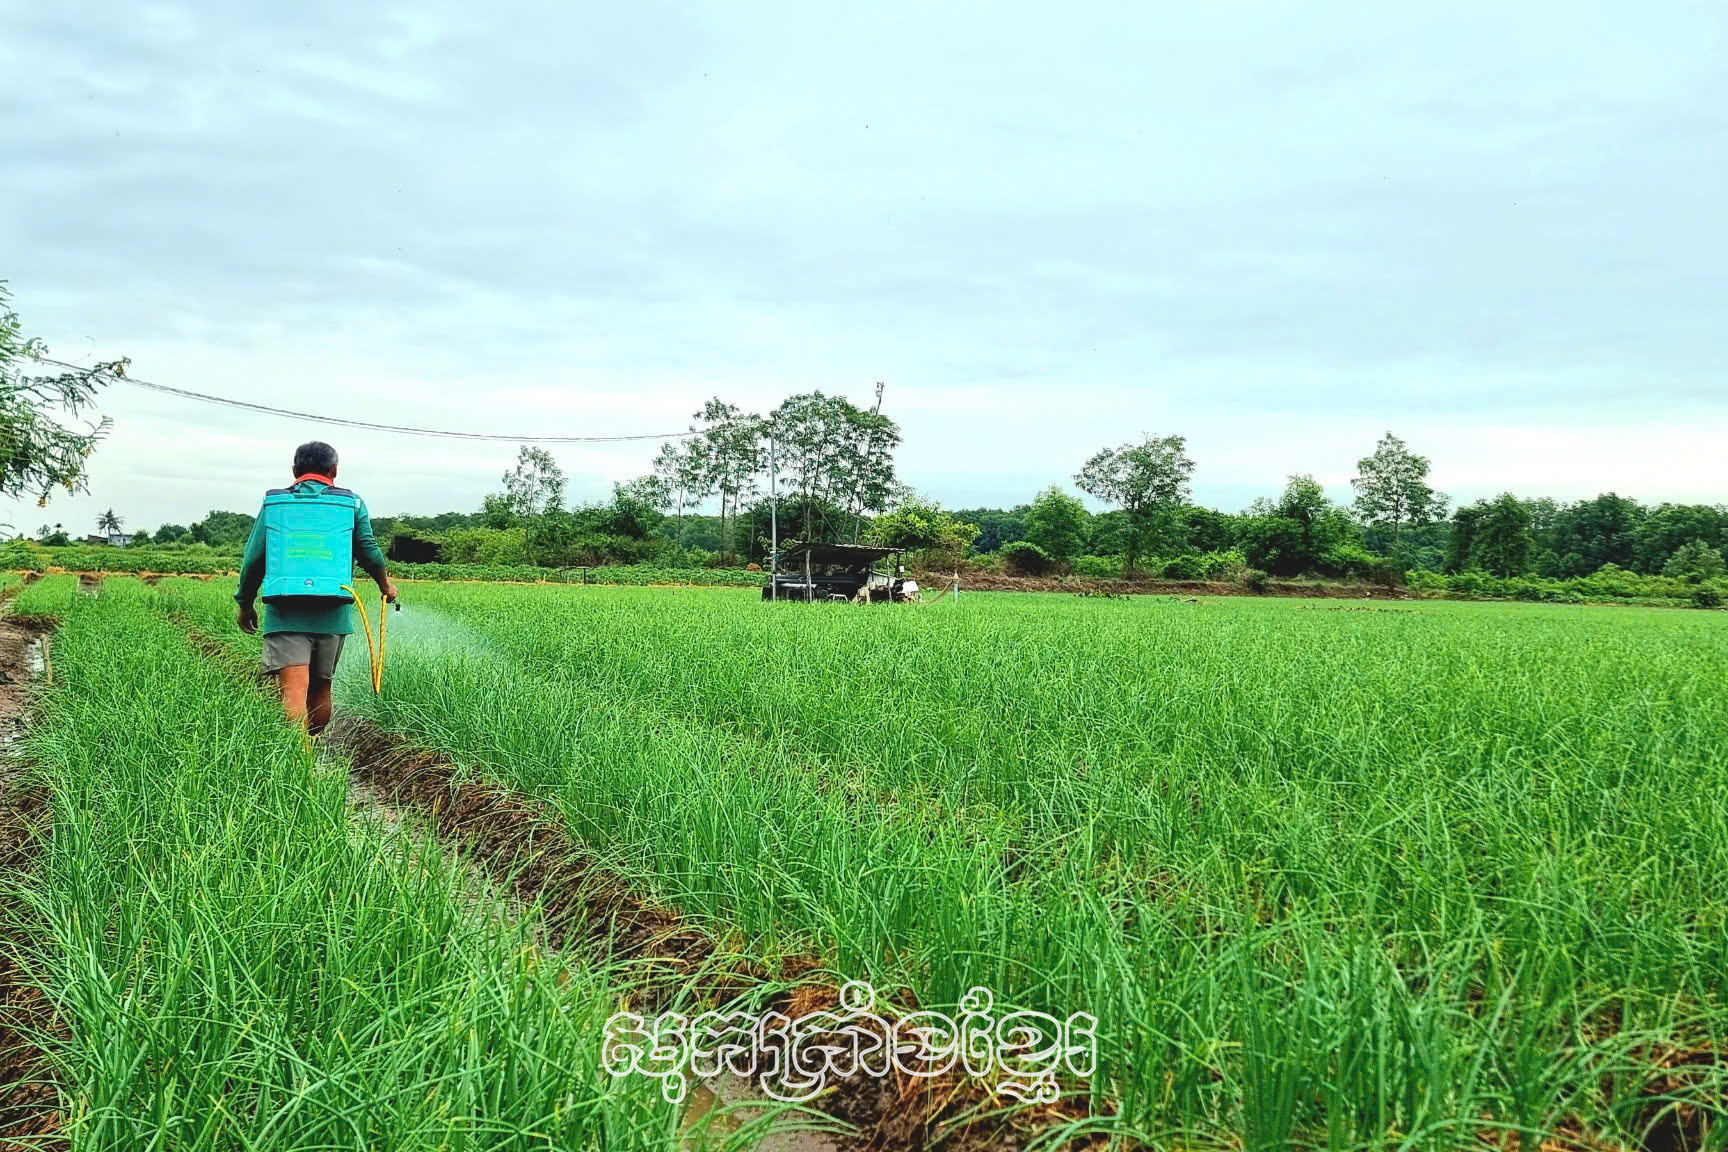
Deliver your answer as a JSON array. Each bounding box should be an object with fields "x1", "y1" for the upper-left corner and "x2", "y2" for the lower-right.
[
  {"x1": 325, "y1": 715, "x2": 1070, "y2": 1151},
  {"x1": 0, "y1": 575, "x2": 66, "y2": 1148},
  {"x1": 329, "y1": 716, "x2": 732, "y2": 985}
]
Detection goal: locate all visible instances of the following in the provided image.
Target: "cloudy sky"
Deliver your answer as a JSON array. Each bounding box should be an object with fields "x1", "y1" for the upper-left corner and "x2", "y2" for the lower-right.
[{"x1": 3, "y1": 1, "x2": 1724, "y2": 534}]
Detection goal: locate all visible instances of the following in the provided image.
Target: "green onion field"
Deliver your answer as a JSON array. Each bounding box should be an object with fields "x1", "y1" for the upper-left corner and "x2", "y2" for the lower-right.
[{"x1": 6, "y1": 575, "x2": 1727, "y2": 1150}]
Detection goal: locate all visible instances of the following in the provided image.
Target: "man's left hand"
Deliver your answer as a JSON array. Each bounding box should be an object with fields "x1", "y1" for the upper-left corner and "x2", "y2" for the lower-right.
[{"x1": 237, "y1": 604, "x2": 259, "y2": 634}]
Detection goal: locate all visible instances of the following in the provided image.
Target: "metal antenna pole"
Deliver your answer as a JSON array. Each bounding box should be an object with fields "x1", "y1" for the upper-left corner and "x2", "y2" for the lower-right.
[
  {"x1": 852, "y1": 380, "x2": 886, "y2": 544},
  {"x1": 769, "y1": 434, "x2": 779, "y2": 602}
]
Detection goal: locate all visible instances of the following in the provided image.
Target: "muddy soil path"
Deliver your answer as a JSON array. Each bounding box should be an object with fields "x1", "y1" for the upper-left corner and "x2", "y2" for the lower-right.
[
  {"x1": 330, "y1": 717, "x2": 735, "y2": 982},
  {"x1": 0, "y1": 576, "x2": 64, "y2": 1148}
]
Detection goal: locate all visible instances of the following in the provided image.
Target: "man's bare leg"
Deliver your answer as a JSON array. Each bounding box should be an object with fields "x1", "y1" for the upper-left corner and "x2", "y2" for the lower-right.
[
  {"x1": 307, "y1": 677, "x2": 334, "y2": 736},
  {"x1": 278, "y1": 664, "x2": 311, "y2": 728}
]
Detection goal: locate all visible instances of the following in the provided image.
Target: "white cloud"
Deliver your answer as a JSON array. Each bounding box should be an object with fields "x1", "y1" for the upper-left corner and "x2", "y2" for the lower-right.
[{"x1": 3, "y1": 0, "x2": 1726, "y2": 533}]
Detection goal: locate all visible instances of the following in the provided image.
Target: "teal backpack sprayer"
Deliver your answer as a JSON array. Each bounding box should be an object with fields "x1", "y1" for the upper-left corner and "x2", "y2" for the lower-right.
[
  {"x1": 260, "y1": 485, "x2": 361, "y2": 603},
  {"x1": 259, "y1": 482, "x2": 395, "y2": 693}
]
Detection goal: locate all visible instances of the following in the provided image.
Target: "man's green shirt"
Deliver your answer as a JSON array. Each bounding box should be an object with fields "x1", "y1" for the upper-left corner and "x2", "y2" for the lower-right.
[{"x1": 235, "y1": 479, "x2": 389, "y2": 636}]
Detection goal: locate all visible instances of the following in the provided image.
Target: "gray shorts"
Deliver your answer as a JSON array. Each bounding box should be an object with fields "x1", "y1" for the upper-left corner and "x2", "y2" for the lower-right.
[{"x1": 262, "y1": 632, "x2": 347, "y2": 680}]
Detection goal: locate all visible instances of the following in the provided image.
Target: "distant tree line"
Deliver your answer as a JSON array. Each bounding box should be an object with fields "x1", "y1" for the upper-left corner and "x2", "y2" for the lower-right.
[
  {"x1": 1444, "y1": 492, "x2": 1728, "y2": 582},
  {"x1": 945, "y1": 431, "x2": 1728, "y2": 589},
  {"x1": 42, "y1": 419, "x2": 1728, "y2": 592}
]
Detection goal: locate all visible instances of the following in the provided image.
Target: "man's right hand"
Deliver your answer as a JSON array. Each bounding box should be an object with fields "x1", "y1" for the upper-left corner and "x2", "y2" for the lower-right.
[
  {"x1": 381, "y1": 579, "x2": 400, "y2": 605},
  {"x1": 237, "y1": 604, "x2": 259, "y2": 635}
]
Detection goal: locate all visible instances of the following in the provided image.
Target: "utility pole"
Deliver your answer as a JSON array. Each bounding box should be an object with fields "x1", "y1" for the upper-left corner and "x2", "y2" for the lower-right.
[
  {"x1": 852, "y1": 380, "x2": 886, "y2": 543},
  {"x1": 769, "y1": 434, "x2": 778, "y2": 601}
]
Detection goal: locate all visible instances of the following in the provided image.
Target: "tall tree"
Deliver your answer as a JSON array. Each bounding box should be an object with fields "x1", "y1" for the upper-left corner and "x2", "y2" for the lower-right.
[
  {"x1": 841, "y1": 388, "x2": 900, "y2": 542},
  {"x1": 1074, "y1": 435, "x2": 1194, "y2": 574},
  {"x1": 692, "y1": 399, "x2": 763, "y2": 558},
  {"x1": 1240, "y1": 475, "x2": 1356, "y2": 576},
  {"x1": 1266, "y1": 474, "x2": 1329, "y2": 527},
  {"x1": 1023, "y1": 485, "x2": 1088, "y2": 563},
  {"x1": 1351, "y1": 432, "x2": 1446, "y2": 548},
  {"x1": 765, "y1": 392, "x2": 898, "y2": 548},
  {"x1": 652, "y1": 439, "x2": 712, "y2": 544},
  {"x1": 1445, "y1": 504, "x2": 1481, "y2": 573},
  {"x1": 97, "y1": 509, "x2": 123, "y2": 537},
  {"x1": 1464, "y1": 493, "x2": 1534, "y2": 577},
  {"x1": 500, "y1": 446, "x2": 565, "y2": 520},
  {"x1": 495, "y1": 446, "x2": 570, "y2": 565},
  {"x1": 1, "y1": 281, "x2": 124, "y2": 507}
]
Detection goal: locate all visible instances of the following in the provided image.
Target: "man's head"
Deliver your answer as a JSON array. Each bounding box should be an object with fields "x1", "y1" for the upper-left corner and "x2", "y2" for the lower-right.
[{"x1": 292, "y1": 441, "x2": 339, "y2": 480}]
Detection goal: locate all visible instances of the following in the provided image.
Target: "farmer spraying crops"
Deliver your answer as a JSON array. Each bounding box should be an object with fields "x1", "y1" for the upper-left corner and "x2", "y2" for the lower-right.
[{"x1": 233, "y1": 441, "x2": 398, "y2": 734}]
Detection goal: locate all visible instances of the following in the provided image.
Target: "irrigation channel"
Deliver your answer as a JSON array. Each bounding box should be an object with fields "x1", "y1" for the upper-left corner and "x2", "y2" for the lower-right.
[{"x1": 0, "y1": 572, "x2": 62, "y2": 1147}]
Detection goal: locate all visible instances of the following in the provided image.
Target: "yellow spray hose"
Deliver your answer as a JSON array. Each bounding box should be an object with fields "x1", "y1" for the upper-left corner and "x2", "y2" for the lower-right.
[{"x1": 341, "y1": 584, "x2": 392, "y2": 694}]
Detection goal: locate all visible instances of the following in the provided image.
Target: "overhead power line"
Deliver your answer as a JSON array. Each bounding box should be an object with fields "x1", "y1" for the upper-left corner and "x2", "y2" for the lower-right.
[{"x1": 27, "y1": 355, "x2": 694, "y2": 443}]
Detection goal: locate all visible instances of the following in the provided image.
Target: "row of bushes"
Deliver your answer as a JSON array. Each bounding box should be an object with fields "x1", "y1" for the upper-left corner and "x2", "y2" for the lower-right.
[
  {"x1": 0, "y1": 542, "x2": 242, "y2": 574},
  {"x1": 972, "y1": 543, "x2": 1252, "y2": 581},
  {"x1": 11, "y1": 540, "x2": 1721, "y2": 607},
  {"x1": 1, "y1": 540, "x2": 765, "y2": 584},
  {"x1": 437, "y1": 528, "x2": 739, "y2": 571},
  {"x1": 391, "y1": 562, "x2": 766, "y2": 587},
  {"x1": 1407, "y1": 565, "x2": 1725, "y2": 608},
  {"x1": 0, "y1": 537, "x2": 1404, "y2": 590},
  {"x1": 966, "y1": 543, "x2": 1411, "y2": 585},
  {"x1": 944, "y1": 547, "x2": 1725, "y2": 608},
  {"x1": 0, "y1": 542, "x2": 770, "y2": 590}
]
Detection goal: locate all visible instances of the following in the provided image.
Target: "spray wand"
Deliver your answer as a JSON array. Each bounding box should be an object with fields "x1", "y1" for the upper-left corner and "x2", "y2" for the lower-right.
[{"x1": 342, "y1": 584, "x2": 398, "y2": 694}]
